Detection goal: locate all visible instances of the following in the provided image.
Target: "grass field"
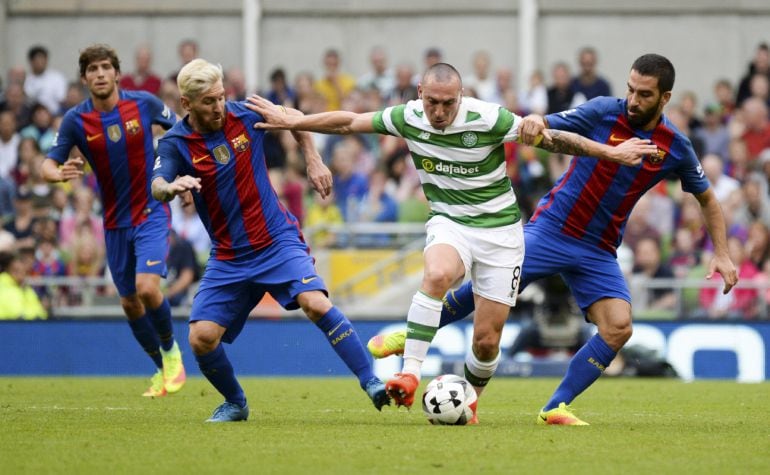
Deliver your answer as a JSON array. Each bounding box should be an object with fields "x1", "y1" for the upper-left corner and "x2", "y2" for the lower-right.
[{"x1": 1, "y1": 377, "x2": 768, "y2": 474}]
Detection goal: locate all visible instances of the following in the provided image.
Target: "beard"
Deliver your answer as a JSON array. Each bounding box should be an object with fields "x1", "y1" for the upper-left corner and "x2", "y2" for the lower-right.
[
  {"x1": 626, "y1": 102, "x2": 661, "y2": 128},
  {"x1": 192, "y1": 112, "x2": 224, "y2": 133}
]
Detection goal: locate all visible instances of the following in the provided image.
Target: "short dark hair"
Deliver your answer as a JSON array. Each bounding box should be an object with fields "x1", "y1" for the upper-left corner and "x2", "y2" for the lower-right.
[
  {"x1": 423, "y1": 62, "x2": 462, "y2": 86},
  {"x1": 631, "y1": 54, "x2": 675, "y2": 93},
  {"x1": 270, "y1": 68, "x2": 286, "y2": 83},
  {"x1": 27, "y1": 45, "x2": 48, "y2": 62},
  {"x1": 0, "y1": 251, "x2": 15, "y2": 273},
  {"x1": 78, "y1": 44, "x2": 121, "y2": 77},
  {"x1": 30, "y1": 102, "x2": 50, "y2": 115}
]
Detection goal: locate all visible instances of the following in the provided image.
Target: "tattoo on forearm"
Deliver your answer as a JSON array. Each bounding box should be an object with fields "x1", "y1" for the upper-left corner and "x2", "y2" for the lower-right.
[{"x1": 540, "y1": 130, "x2": 591, "y2": 156}]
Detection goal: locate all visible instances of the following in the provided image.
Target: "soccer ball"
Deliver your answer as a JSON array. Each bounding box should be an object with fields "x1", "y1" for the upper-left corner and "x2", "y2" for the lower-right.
[{"x1": 421, "y1": 374, "x2": 477, "y2": 425}]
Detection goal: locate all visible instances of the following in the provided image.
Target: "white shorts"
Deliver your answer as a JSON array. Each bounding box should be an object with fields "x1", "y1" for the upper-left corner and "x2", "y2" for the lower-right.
[{"x1": 424, "y1": 215, "x2": 524, "y2": 306}]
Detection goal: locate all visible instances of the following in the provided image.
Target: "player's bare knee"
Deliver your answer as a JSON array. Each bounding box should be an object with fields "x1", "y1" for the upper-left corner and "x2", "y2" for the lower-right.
[
  {"x1": 422, "y1": 267, "x2": 455, "y2": 294},
  {"x1": 600, "y1": 318, "x2": 633, "y2": 350},
  {"x1": 472, "y1": 332, "x2": 501, "y2": 360},
  {"x1": 615, "y1": 320, "x2": 633, "y2": 345},
  {"x1": 189, "y1": 327, "x2": 220, "y2": 355},
  {"x1": 297, "y1": 291, "x2": 332, "y2": 322},
  {"x1": 135, "y1": 280, "x2": 161, "y2": 306}
]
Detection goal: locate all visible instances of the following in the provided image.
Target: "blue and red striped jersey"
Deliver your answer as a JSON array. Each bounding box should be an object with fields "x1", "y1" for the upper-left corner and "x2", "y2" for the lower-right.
[
  {"x1": 48, "y1": 90, "x2": 176, "y2": 229},
  {"x1": 153, "y1": 101, "x2": 303, "y2": 261},
  {"x1": 531, "y1": 96, "x2": 709, "y2": 254}
]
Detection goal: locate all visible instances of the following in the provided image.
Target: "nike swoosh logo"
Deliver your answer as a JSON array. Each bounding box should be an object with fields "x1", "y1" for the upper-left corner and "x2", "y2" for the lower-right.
[
  {"x1": 327, "y1": 322, "x2": 344, "y2": 336},
  {"x1": 146, "y1": 259, "x2": 162, "y2": 266},
  {"x1": 192, "y1": 155, "x2": 210, "y2": 164},
  {"x1": 608, "y1": 134, "x2": 627, "y2": 143},
  {"x1": 86, "y1": 134, "x2": 102, "y2": 142},
  {"x1": 301, "y1": 276, "x2": 317, "y2": 284}
]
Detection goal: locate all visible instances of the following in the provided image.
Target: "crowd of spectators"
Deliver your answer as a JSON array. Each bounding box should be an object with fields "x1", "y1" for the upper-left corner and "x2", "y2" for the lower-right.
[{"x1": 0, "y1": 40, "x2": 769, "y2": 320}]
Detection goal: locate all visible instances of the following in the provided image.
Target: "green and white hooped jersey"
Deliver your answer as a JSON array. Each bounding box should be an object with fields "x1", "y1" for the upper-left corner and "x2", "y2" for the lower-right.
[{"x1": 372, "y1": 97, "x2": 522, "y2": 228}]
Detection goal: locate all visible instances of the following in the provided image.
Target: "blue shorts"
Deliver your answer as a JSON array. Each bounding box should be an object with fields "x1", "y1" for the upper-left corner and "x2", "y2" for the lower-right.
[
  {"x1": 521, "y1": 222, "x2": 630, "y2": 314},
  {"x1": 104, "y1": 210, "x2": 170, "y2": 297},
  {"x1": 190, "y1": 238, "x2": 327, "y2": 343}
]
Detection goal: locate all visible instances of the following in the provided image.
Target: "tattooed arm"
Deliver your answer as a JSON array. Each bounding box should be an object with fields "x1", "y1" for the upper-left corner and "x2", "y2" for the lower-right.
[
  {"x1": 539, "y1": 129, "x2": 658, "y2": 166},
  {"x1": 518, "y1": 114, "x2": 658, "y2": 167}
]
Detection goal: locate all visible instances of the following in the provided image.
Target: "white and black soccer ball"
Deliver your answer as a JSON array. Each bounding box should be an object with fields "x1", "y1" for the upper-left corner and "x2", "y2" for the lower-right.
[{"x1": 421, "y1": 374, "x2": 477, "y2": 425}]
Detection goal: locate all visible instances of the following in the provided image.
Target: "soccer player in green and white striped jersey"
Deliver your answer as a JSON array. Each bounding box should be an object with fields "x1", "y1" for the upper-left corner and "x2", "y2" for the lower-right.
[{"x1": 246, "y1": 63, "x2": 656, "y2": 419}]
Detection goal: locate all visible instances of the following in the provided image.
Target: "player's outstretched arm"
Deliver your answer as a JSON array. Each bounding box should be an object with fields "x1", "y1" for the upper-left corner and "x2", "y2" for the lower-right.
[
  {"x1": 245, "y1": 95, "x2": 377, "y2": 135},
  {"x1": 517, "y1": 114, "x2": 657, "y2": 166},
  {"x1": 40, "y1": 156, "x2": 84, "y2": 183},
  {"x1": 542, "y1": 131, "x2": 657, "y2": 166},
  {"x1": 694, "y1": 188, "x2": 739, "y2": 294},
  {"x1": 152, "y1": 176, "x2": 202, "y2": 203}
]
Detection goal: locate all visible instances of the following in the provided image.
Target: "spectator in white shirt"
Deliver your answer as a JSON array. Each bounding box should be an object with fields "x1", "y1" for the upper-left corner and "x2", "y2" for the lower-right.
[
  {"x1": 465, "y1": 50, "x2": 496, "y2": 102},
  {"x1": 702, "y1": 153, "x2": 740, "y2": 203},
  {"x1": 0, "y1": 111, "x2": 20, "y2": 179},
  {"x1": 23, "y1": 46, "x2": 67, "y2": 116},
  {"x1": 519, "y1": 70, "x2": 548, "y2": 115},
  {"x1": 0, "y1": 111, "x2": 18, "y2": 219},
  {"x1": 357, "y1": 46, "x2": 395, "y2": 102}
]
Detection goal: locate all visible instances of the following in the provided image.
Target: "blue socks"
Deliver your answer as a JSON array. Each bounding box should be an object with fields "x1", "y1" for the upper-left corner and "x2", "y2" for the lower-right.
[
  {"x1": 128, "y1": 316, "x2": 163, "y2": 368},
  {"x1": 439, "y1": 281, "x2": 476, "y2": 328},
  {"x1": 544, "y1": 333, "x2": 616, "y2": 411},
  {"x1": 315, "y1": 306, "x2": 376, "y2": 389},
  {"x1": 196, "y1": 344, "x2": 247, "y2": 408},
  {"x1": 439, "y1": 282, "x2": 618, "y2": 411},
  {"x1": 146, "y1": 298, "x2": 174, "y2": 351}
]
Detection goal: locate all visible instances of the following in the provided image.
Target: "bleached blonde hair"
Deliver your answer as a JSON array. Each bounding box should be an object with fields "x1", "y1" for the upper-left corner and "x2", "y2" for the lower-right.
[{"x1": 177, "y1": 58, "x2": 224, "y2": 100}]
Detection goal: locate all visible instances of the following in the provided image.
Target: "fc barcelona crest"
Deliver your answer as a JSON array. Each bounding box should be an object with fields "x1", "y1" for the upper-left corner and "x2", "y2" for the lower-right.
[
  {"x1": 125, "y1": 119, "x2": 141, "y2": 136},
  {"x1": 231, "y1": 133, "x2": 250, "y2": 153},
  {"x1": 648, "y1": 149, "x2": 666, "y2": 165},
  {"x1": 213, "y1": 145, "x2": 231, "y2": 164},
  {"x1": 107, "y1": 124, "x2": 122, "y2": 142}
]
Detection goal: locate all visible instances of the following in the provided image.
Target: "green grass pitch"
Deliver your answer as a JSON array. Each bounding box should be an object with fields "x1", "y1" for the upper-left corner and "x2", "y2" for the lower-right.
[{"x1": 1, "y1": 377, "x2": 768, "y2": 474}]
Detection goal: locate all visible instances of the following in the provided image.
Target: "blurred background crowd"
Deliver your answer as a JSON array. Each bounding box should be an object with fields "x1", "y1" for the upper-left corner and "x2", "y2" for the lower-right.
[{"x1": 1, "y1": 39, "x2": 769, "y2": 321}]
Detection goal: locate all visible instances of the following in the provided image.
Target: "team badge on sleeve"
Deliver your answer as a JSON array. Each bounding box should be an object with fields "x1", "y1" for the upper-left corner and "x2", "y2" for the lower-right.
[{"x1": 153, "y1": 156, "x2": 161, "y2": 170}]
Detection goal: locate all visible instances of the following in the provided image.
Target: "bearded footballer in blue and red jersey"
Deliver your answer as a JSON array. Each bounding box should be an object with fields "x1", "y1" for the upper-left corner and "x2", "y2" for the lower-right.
[
  {"x1": 368, "y1": 54, "x2": 739, "y2": 425},
  {"x1": 41, "y1": 44, "x2": 186, "y2": 398},
  {"x1": 151, "y1": 59, "x2": 388, "y2": 422}
]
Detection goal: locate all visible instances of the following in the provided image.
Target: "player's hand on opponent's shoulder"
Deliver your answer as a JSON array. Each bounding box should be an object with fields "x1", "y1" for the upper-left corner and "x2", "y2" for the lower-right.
[
  {"x1": 610, "y1": 138, "x2": 659, "y2": 167},
  {"x1": 518, "y1": 114, "x2": 550, "y2": 145},
  {"x1": 305, "y1": 154, "x2": 333, "y2": 199},
  {"x1": 59, "y1": 156, "x2": 85, "y2": 182},
  {"x1": 245, "y1": 95, "x2": 298, "y2": 130}
]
